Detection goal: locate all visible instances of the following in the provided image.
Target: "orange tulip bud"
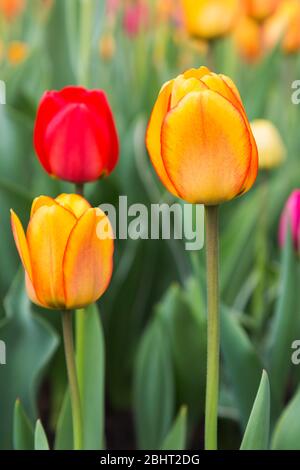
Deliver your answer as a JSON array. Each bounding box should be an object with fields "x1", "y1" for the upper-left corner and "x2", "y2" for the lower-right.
[
  {"x1": 233, "y1": 15, "x2": 263, "y2": 62},
  {"x1": 181, "y1": 0, "x2": 240, "y2": 39},
  {"x1": 146, "y1": 67, "x2": 258, "y2": 205},
  {"x1": 0, "y1": 0, "x2": 25, "y2": 20},
  {"x1": 263, "y1": 0, "x2": 300, "y2": 54},
  {"x1": 11, "y1": 194, "x2": 114, "y2": 310},
  {"x1": 7, "y1": 41, "x2": 28, "y2": 65},
  {"x1": 243, "y1": 0, "x2": 280, "y2": 22}
]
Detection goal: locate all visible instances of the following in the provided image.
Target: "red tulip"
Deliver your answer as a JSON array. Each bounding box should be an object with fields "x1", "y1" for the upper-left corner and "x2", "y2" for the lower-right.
[
  {"x1": 279, "y1": 190, "x2": 300, "y2": 252},
  {"x1": 34, "y1": 86, "x2": 119, "y2": 183}
]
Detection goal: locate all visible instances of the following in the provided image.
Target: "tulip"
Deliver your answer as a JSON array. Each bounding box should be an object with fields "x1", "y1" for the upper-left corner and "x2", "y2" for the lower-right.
[
  {"x1": 279, "y1": 190, "x2": 300, "y2": 252},
  {"x1": 7, "y1": 41, "x2": 28, "y2": 66},
  {"x1": 233, "y1": 15, "x2": 263, "y2": 62},
  {"x1": 146, "y1": 66, "x2": 258, "y2": 205},
  {"x1": 250, "y1": 119, "x2": 286, "y2": 169},
  {"x1": 11, "y1": 193, "x2": 114, "y2": 310},
  {"x1": 181, "y1": 0, "x2": 240, "y2": 39},
  {"x1": 263, "y1": 0, "x2": 300, "y2": 54},
  {"x1": 123, "y1": 0, "x2": 149, "y2": 37},
  {"x1": 33, "y1": 86, "x2": 119, "y2": 183},
  {"x1": 0, "y1": 0, "x2": 25, "y2": 20},
  {"x1": 243, "y1": 0, "x2": 280, "y2": 22}
]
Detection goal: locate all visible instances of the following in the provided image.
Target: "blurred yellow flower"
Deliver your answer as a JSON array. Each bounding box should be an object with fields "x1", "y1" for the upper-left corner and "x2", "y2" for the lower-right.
[
  {"x1": 99, "y1": 32, "x2": 116, "y2": 61},
  {"x1": 243, "y1": 0, "x2": 280, "y2": 22},
  {"x1": 263, "y1": 0, "x2": 300, "y2": 53},
  {"x1": 251, "y1": 119, "x2": 286, "y2": 169},
  {"x1": 11, "y1": 194, "x2": 114, "y2": 310},
  {"x1": 233, "y1": 15, "x2": 263, "y2": 62},
  {"x1": 181, "y1": 0, "x2": 240, "y2": 40},
  {"x1": 7, "y1": 41, "x2": 28, "y2": 65}
]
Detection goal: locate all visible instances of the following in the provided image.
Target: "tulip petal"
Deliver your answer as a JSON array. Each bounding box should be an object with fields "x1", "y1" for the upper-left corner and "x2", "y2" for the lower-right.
[
  {"x1": 10, "y1": 209, "x2": 33, "y2": 281},
  {"x1": 27, "y1": 204, "x2": 76, "y2": 308},
  {"x1": 161, "y1": 90, "x2": 252, "y2": 204},
  {"x1": 25, "y1": 273, "x2": 46, "y2": 308},
  {"x1": 45, "y1": 103, "x2": 110, "y2": 183},
  {"x1": 30, "y1": 195, "x2": 57, "y2": 217},
  {"x1": 55, "y1": 193, "x2": 91, "y2": 219},
  {"x1": 183, "y1": 66, "x2": 211, "y2": 80},
  {"x1": 63, "y1": 208, "x2": 114, "y2": 310},
  {"x1": 171, "y1": 75, "x2": 207, "y2": 107},
  {"x1": 146, "y1": 80, "x2": 179, "y2": 197}
]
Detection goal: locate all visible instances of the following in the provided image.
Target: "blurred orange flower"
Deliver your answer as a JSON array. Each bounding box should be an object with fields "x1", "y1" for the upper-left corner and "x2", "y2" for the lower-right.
[
  {"x1": 233, "y1": 15, "x2": 263, "y2": 62},
  {"x1": 99, "y1": 32, "x2": 116, "y2": 61},
  {"x1": 11, "y1": 194, "x2": 114, "y2": 310},
  {"x1": 7, "y1": 41, "x2": 28, "y2": 65},
  {"x1": 243, "y1": 0, "x2": 280, "y2": 22},
  {"x1": 263, "y1": 0, "x2": 300, "y2": 53},
  {"x1": 181, "y1": 0, "x2": 240, "y2": 39},
  {"x1": 146, "y1": 66, "x2": 258, "y2": 205},
  {"x1": 0, "y1": 0, "x2": 25, "y2": 20}
]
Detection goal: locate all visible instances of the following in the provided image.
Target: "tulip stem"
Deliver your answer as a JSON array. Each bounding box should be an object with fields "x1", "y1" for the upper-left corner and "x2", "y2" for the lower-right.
[
  {"x1": 75, "y1": 183, "x2": 84, "y2": 197},
  {"x1": 204, "y1": 205, "x2": 220, "y2": 451},
  {"x1": 62, "y1": 310, "x2": 83, "y2": 450}
]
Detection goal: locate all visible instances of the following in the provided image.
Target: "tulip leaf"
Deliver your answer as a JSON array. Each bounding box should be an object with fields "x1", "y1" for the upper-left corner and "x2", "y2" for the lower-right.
[
  {"x1": 134, "y1": 309, "x2": 175, "y2": 450},
  {"x1": 13, "y1": 399, "x2": 34, "y2": 450},
  {"x1": 240, "y1": 371, "x2": 270, "y2": 450},
  {"x1": 161, "y1": 406, "x2": 187, "y2": 451},
  {"x1": 221, "y1": 307, "x2": 263, "y2": 428},
  {"x1": 55, "y1": 305, "x2": 106, "y2": 450},
  {"x1": 272, "y1": 387, "x2": 300, "y2": 450},
  {"x1": 34, "y1": 420, "x2": 49, "y2": 450},
  {"x1": 268, "y1": 231, "x2": 299, "y2": 417},
  {"x1": 54, "y1": 391, "x2": 73, "y2": 450},
  {"x1": 0, "y1": 271, "x2": 59, "y2": 449}
]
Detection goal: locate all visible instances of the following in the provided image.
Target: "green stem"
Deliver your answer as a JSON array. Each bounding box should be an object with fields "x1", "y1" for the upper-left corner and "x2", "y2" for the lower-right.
[
  {"x1": 204, "y1": 205, "x2": 220, "y2": 451},
  {"x1": 78, "y1": 0, "x2": 94, "y2": 86},
  {"x1": 75, "y1": 182, "x2": 84, "y2": 196},
  {"x1": 62, "y1": 311, "x2": 83, "y2": 450}
]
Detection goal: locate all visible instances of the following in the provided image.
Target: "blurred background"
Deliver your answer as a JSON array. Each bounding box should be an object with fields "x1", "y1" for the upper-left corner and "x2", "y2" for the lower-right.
[{"x1": 0, "y1": 0, "x2": 300, "y2": 450}]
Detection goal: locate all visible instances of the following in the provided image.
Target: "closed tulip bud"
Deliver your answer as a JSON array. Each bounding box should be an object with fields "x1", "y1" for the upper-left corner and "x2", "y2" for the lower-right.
[
  {"x1": 263, "y1": 0, "x2": 300, "y2": 54},
  {"x1": 233, "y1": 15, "x2": 263, "y2": 62},
  {"x1": 181, "y1": 0, "x2": 240, "y2": 40},
  {"x1": 11, "y1": 194, "x2": 114, "y2": 310},
  {"x1": 0, "y1": 0, "x2": 25, "y2": 20},
  {"x1": 250, "y1": 119, "x2": 286, "y2": 170},
  {"x1": 7, "y1": 41, "x2": 28, "y2": 65},
  {"x1": 146, "y1": 66, "x2": 258, "y2": 205},
  {"x1": 34, "y1": 86, "x2": 119, "y2": 183},
  {"x1": 279, "y1": 190, "x2": 300, "y2": 252},
  {"x1": 243, "y1": 0, "x2": 280, "y2": 22}
]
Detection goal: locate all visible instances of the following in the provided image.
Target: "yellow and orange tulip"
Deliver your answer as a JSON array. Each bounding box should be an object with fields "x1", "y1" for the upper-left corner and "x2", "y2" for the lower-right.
[
  {"x1": 243, "y1": 0, "x2": 280, "y2": 22},
  {"x1": 146, "y1": 66, "x2": 258, "y2": 205},
  {"x1": 181, "y1": 0, "x2": 240, "y2": 39},
  {"x1": 263, "y1": 0, "x2": 300, "y2": 53},
  {"x1": 233, "y1": 15, "x2": 263, "y2": 62},
  {"x1": 11, "y1": 194, "x2": 114, "y2": 310}
]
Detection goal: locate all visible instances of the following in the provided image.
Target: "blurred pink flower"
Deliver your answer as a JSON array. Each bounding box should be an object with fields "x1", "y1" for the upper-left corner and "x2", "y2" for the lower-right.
[
  {"x1": 279, "y1": 189, "x2": 300, "y2": 252},
  {"x1": 106, "y1": 0, "x2": 120, "y2": 15},
  {"x1": 123, "y1": 0, "x2": 149, "y2": 37}
]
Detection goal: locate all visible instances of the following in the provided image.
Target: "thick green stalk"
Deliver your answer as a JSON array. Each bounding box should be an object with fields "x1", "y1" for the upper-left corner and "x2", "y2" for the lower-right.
[
  {"x1": 62, "y1": 310, "x2": 83, "y2": 450},
  {"x1": 204, "y1": 205, "x2": 220, "y2": 451}
]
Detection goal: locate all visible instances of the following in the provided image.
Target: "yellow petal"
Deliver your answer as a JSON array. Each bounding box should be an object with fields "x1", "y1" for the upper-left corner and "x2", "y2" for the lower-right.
[
  {"x1": 171, "y1": 75, "x2": 207, "y2": 107},
  {"x1": 161, "y1": 90, "x2": 252, "y2": 205},
  {"x1": 30, "y1": 195, "x2": 57, "y2": 217},
  {"x1": 146, "y1": 80, "x2": 180, "y2": 197},
  {"x1": 63, "y1": 208, "x2": 114, "y2": 310},
  {"x1": 10, "y1": 209, "x2": 32, "y2": 281},
  {"x1": 182, "y1": 66, "x2": 211, "y2": 80},
  {"x1": 55, "y1": 193, "x2": 91, "y2": 219},
  {"x1": 25, "y1": 273, "x2": 45, "y2": 308},
  {"x1": 27, "y1": 204, "x2": 77, "y2": 309}
]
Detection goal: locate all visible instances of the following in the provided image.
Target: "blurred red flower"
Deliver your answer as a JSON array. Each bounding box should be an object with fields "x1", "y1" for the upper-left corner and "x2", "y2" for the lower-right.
[{"x1": 279, "y1": 190, "x2": 300, "y2": 252}]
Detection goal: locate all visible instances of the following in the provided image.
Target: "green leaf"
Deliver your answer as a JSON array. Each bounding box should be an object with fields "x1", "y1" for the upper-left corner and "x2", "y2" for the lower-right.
[
  {"x1": 272, "y1": 387, "x2": 300, "y2": 450},
  {"x1": 134, "y1": 311, "x2": 175, "y2": 449},
  {"x1": 34, "y1": 420, "x2": 49, "y2": 450},
  {"x1": 221, "y1": 307, "x2": 263, "y2": 428},
  {"x1": 13, "y1": 400, "x2": 34, "y2": 450},
  {"x1": 55, "y1": 305, "x2": 106, "y2": 450},
  {"x1": 0, "y1": 271, "x2": 59, "y2": 449},
  {"x1": 268, "y1": 231, "x2": 299, "y2": 417},
  {"x1": 54, "y1": 391, "x2": 73, "y2": 450},
  {"x1": 240, "y1": 371, "x2": 270, "y2": 450},
  {"x1": 161, "y1": 406, "x2": 187, "y2": 451}
]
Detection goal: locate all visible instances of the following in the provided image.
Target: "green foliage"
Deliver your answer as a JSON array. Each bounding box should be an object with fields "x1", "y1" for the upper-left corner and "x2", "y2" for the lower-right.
[
  {"x1": 272, "y1": 387, "x2": 300, "y2": 450},
  {"x1": 34, "y1": 420, "x2": 49, "y2": 450},
  {"x1": 13, "y1": 400, "x2": 34, "y2": 450},
  {"x1": 161, "y1": 406, "x2": 188, "y2": 451}
]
